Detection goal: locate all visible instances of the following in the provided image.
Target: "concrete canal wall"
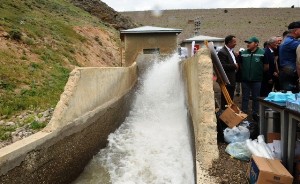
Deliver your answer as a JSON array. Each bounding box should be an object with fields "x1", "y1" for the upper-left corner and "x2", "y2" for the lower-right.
[
  {"x1": 0, "y1": 64, "x2": 138, "y2": 183},
  {"x1": 181, "y1": 48, "x2": 219, "y2": 183}
]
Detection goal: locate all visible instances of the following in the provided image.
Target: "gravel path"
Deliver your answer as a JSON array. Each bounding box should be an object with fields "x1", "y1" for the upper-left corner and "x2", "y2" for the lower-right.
[
  {"x1": 209, "y1": 142, "x2": 249, "y2": 183},
  {"x1": 212, "y1": 81, "x2": 252, "y2": 183}
]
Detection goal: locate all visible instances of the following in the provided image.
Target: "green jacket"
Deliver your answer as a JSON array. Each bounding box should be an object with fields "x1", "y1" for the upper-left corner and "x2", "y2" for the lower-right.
[{"x1": 239, "y1": 48, "x2": 265, "y2": 82}]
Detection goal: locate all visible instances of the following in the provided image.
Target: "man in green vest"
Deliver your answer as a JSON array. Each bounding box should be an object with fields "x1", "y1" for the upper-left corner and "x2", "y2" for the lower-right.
[{"x1": 238, "y1": 36, "x2": 268, "y2": 122}]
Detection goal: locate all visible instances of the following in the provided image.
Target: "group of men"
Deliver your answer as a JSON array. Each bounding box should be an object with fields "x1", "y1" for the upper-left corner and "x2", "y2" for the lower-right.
[{"x1": 217, "y1": 21, "x2": 300, "y2": 122}]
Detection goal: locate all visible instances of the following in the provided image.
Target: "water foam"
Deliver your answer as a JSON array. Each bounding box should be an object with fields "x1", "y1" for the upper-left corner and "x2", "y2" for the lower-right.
[{"x1": 74, "y1": 54, "x2": 194, "y2": 184}]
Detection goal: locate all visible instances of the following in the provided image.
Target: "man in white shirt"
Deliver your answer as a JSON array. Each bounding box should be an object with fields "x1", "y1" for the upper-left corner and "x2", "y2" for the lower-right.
[{"x1": 217, "y1": 35, "x2": 238, "y2": 110}]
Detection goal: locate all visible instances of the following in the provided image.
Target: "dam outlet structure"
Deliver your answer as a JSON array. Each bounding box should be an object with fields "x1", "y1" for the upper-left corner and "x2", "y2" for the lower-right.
[{"x1": 0, "y1": 48, "x2": 218, "y2": 184}]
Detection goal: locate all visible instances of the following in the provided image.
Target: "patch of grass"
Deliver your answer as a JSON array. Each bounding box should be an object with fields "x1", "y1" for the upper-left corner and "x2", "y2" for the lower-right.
[
  {"x1": 24, "y1": 115, "x2": 35, "y2": 124},
  {"x1": 0, "y1": 47, "x2": 70, "y2": 116},
  {"x1": 39, "y1": 48, "x2": 61, "y2": 63},
  {"x1": 0, "y1": 125, "x2": 16, "y2": 140},
  {"x1": 37, "y1": 113, "x2": 43, "y2": 118},
  {"x1": 30, "y1": 121, "x2": 46, "y2": 130},
  {"x1": 9, "y1": 29, "x2": 22, "y2": 41},
  {"x1": 20, "y1": 55, "x2": 27, "y2": 60},
  {"x1": 30, "y1": 62, "x2": 40, "y2": 69},
  {"x1": 23, "y1": 37, "x2": 35, "y2": 45},
  {"x1": 0, "y1": 80, "x2": 16, "y2": 91},
  {"x1": 0, "y1": 63, "x2": 70, "y2": 116}
]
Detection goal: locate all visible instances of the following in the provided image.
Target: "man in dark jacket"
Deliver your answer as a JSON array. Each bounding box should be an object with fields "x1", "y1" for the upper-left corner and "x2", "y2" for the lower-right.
[
  {"x1": 260, "y1": 37, "x2": 278, "y2": 97},
  {"x1": 239, "y1": 36, "x2": 268, "y2": 122},
  {"x1": 217, "y1": 35, "x2": 238, "y2": 110},
  {"x1": 279, "y1": 21, "x2": 300, "y2": 93}
]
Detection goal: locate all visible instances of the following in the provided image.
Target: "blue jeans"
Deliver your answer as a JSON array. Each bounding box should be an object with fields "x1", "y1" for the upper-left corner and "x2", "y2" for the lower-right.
[{"x1": 241, "y1": 82, "x2": 261, "y2": 115}]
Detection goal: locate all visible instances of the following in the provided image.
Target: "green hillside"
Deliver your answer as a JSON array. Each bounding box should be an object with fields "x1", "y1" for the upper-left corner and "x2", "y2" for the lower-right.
[{"x1": 0, "y1": 0, "x2": 120, "y2": 117}]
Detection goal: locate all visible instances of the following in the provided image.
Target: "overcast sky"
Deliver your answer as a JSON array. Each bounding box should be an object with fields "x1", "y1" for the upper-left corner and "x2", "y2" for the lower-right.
[{"x1": 101, "y1": 0, "x2": 299, "y2": 12}]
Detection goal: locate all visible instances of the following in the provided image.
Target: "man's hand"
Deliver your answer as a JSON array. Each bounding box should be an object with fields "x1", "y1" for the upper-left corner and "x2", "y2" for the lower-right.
[
  {"x1": 268, "y1": 79, "x2": 273, "y2": 84},
  {"x1": 273, "y1": 72, "x2": 279, "y2": 77}
]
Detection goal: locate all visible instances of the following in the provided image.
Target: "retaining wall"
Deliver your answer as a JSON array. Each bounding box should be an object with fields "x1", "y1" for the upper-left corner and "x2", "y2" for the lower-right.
[
  {"x1": 0, "y1": 64, "x2": 137, "y2": 183},
  {"x1": 181, "y1": 48, "x2": 219, "y2": 183}
]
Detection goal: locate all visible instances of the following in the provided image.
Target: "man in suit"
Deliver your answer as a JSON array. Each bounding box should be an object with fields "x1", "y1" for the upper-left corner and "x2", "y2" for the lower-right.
[
  {"x1": 217, "y1": 35, "x2": 238, "y2": 110},
  {"x1": 260, "y1": 37, "x2": 278, "y2": 97}
]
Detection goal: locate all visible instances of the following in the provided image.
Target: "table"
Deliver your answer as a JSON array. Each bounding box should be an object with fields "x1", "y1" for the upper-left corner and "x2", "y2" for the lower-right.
[
  {"x1": 258, "y1": 97, "x2": 288, "y2": 166},
  {"x1": 286, "y1": 108, "x2": 300, "y2": 174}
]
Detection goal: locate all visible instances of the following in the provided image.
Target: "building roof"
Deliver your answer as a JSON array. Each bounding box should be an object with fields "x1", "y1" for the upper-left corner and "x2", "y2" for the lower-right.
[
  {"x1": 120, "y1": 26, "x2": 182, "y2": 34},
  {"x1": 182, "y1": 35, "x2": 224, "y2": 43}
]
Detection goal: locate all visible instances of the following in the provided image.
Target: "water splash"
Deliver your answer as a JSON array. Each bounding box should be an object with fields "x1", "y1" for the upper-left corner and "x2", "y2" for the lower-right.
[{"x1": 74, "y1": 54, "x2": 194, "y2": 184}]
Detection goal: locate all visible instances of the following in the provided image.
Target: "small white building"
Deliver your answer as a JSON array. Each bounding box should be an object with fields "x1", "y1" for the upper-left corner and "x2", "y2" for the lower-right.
[{"x1": 181, "y1": 35, "x2": 224, "y2": 57}]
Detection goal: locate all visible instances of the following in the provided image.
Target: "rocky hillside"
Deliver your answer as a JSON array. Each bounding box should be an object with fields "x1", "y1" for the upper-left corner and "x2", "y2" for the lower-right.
[
  {"x1": 71, "y1": 0, "x2": 137, "y2": 30},
  {"x1": 0, "y1": 0, "x2": 136, "y2": 144}
]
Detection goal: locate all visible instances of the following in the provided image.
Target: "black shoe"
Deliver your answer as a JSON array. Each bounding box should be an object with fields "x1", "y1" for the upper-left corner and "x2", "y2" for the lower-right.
[{"x1": 252, "y1": 113, "x2": 260, "y2": 122}]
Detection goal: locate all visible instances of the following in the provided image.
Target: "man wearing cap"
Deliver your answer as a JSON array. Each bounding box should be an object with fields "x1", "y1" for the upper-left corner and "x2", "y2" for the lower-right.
[
  {"x1": 279, "y1": 21, "x2": 300, "y2": 93},
  {"x1": 239, "y1": 36, "x2": 268, "y2": 122},
  {"x1": 217, "y1": 35, "x2": 238, "y2": 110}
]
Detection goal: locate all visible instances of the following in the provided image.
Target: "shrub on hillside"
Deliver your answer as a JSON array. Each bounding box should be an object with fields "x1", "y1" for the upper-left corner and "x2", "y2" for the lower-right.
[{"x1": 9, "y1": 29, "x2": 22, "y2": 41}]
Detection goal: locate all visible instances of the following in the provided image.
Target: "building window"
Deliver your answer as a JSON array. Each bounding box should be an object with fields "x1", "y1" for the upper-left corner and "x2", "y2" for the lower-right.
[{"x1": 143, "y1": 48, "x2": 160, "y2": 54}]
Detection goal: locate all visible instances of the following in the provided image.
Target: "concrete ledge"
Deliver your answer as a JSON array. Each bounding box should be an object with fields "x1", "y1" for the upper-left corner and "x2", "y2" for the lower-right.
[
  {"x1": 45, "y1": 63, "x2": 137, "y2": 131},
  {"x1": 0, "y1": 64, "x2": 137, "y2": 183},
  {"x1": 181, "y1": 48, "x2": 218, "y2": 183}
]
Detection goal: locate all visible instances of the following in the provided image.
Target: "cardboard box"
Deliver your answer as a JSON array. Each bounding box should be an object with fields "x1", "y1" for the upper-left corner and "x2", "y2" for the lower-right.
[
  {"x1": 248, "y1": 155, "x2": 293, "y2": 184},
  {"x1": 267, "y1": 132, "x2": 281, "y2": 160},
  {"x1": 294, "y1": 159, "x2": 300, "y2": 183},
  {"x1": 293, "y1": 141, "x2": 300, "y2": 183},
  {"x1": 267, "y1": 132, "x2": 281, "y2": 143},
  {"x1": 219, "y1": 104, "x2": 247, "y2": 128}
]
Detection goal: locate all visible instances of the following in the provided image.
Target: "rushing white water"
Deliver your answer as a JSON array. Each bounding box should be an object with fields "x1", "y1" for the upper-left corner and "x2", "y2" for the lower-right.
[{"x1": 74, "y1": 54, "x2": 195, "y2": 184}]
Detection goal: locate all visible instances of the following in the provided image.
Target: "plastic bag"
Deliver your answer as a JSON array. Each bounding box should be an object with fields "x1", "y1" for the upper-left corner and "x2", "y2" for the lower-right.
[
  {"x1": 239, "y1": 120, "x2": 259, "y2": 139},
  {"x1": 246, "y1": 136, "x2": 275, "y2": 159},
  {"x1": 223, "y1": 125, "x2": 250, "y2": 143},
  {"x1": 225, "y1": 141, "x2": 252, "y2": 161},
  {"x1": 264, "y1": 91, "x2": 295, "y2": 103}
]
